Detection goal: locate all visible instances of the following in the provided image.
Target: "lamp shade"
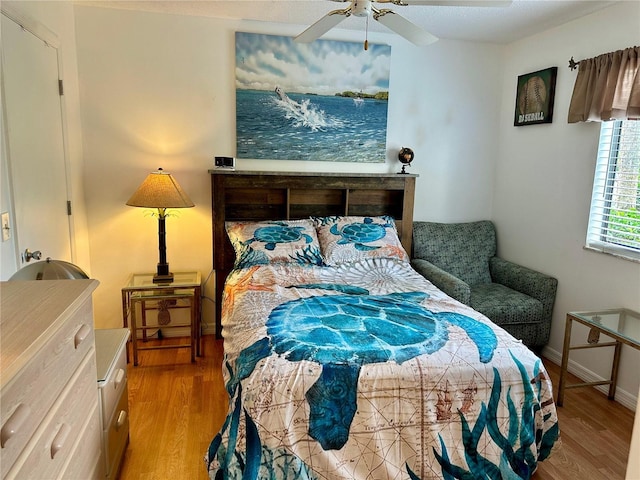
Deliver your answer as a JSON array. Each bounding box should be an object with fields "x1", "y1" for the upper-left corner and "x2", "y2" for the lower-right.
[
  {"x1": 126, "y1": 168, "x2": 194, "y2": 209},
  {"x1": 126, "y1": 167, "x2": 193, "y2": 284}
]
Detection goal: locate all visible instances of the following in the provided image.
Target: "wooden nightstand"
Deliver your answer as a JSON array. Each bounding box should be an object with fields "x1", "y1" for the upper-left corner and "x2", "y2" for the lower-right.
[{"x1": 95, "y1": 328, "x2": 130, "y2": 480}]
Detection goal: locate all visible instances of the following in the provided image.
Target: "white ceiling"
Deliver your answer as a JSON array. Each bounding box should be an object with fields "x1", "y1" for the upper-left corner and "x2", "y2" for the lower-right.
[{"x1": 75, "y1": 0, "x2": 620, "y2": 44}]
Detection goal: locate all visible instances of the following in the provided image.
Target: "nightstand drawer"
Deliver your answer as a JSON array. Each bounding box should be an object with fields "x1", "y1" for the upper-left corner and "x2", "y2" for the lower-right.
[
  {"x1": 0, "y1": 299, "x2": 94, "y2": 478},
  {"x1": 5, "y1": 350, "x2": 98, "y2": 480},
  {"x1": 98, "y1": 341, "x2": 127, "y2": 426},
  {"x1": 104, "y1": 386, "x2": 129, "y2": 479},
  {"x1": 95, "y1": 328, "x2": 130, "y2": 479}
]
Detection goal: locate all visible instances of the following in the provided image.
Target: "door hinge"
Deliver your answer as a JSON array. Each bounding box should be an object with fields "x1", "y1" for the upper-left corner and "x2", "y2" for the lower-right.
[
  {"x1": 67, "y1": 201, "x2": 72, "y2": 215},
  {"x1": 58, "y1": 79, "x2": 64, "y2": 96}
]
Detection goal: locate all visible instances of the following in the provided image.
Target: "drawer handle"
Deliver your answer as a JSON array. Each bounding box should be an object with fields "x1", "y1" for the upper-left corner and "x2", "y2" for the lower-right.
[
  {"x1": 114, "y1": 368, "x2": 125, "y2": 389},
  {"x1": 116, "y1": 411, "x2": 127, "y2": 431},
  {"x1": 50, "y1": 423, "x2": 71, "y2": 459},
  {"x1": 1, "y1": 403, "x2": 31, "y2": 448},
  {"x1": 74, "y1": 324, "x2": 91, "y2": 349}
]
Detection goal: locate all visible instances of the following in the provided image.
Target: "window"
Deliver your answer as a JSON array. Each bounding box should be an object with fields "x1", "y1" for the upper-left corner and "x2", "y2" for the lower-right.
[{"x1": 586, "y1": 120, "x2": 640, "y2": 261}]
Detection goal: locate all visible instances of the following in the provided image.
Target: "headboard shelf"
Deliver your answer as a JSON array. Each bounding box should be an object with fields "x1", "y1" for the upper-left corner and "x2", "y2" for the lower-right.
[{"x1": 210, "y1": 170, "x2": 418, "y2": 337}]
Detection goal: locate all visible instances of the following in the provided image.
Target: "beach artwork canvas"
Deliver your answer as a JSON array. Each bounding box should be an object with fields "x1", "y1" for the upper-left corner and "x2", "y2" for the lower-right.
[{"x1": 235, "y1": 32, "x2": 391, "y2": 163}]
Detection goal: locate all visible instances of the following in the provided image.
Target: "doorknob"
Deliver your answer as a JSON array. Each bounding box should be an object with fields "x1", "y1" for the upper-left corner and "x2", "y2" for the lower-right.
[{"x1": 24, "y1": 249, "x2": 42, "y2": 262}]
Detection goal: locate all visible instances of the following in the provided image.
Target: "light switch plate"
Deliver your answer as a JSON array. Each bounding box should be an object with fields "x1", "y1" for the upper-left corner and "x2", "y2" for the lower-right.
[{"x1": 2, "y1": 212, "x2": 11, "y2": 241}]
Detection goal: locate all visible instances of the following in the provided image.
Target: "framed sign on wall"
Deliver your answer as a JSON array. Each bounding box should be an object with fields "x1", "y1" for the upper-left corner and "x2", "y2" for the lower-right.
[{"x1": 514, "y1": 67, "x2": 558, "y2": 127}]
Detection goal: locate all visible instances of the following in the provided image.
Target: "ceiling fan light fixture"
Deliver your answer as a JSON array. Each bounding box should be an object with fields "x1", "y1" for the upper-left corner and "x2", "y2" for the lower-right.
[{"x1": 352, "y1": 0, "x2": 373, "y2": 17}]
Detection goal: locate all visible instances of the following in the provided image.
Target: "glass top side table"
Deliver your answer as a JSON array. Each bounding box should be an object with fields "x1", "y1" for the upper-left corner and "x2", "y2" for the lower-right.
[
  {"x1": 121, "y1": 271, "x2": 202, "y2": 366},
  {"x1": 124, "y1": 271, "x2": 201, "y2": 290},
  {"x1": 557, "y1": 308, "x2": 640, "y2": 406}
]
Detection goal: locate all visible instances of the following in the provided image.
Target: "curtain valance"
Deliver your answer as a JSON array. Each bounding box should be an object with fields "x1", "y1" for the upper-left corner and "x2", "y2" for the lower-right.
[{"x1": 568, "y1": 46, "x2": 640, "y2": 123}]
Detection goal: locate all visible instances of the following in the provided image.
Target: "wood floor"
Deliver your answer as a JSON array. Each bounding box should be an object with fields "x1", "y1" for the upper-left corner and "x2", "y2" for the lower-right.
[
  {"x1": 118, "y1": 336, "x2": 635, "y2": 480},
  {"x1": 119, "y1": 336, "x2": 226, "y2": 480}
]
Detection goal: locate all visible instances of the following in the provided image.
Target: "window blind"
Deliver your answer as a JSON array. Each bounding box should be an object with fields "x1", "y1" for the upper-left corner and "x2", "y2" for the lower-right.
[{"x1": 586, "y1": 120, "x2": 640, "y2": 261}]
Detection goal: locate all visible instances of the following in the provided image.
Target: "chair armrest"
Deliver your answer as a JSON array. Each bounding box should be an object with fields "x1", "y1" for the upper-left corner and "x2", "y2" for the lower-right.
[
  {"x1": 489, "y1": 257, "x2": 558, "y2": 319},
  {"x1": 411, "y1": 259, "x2": 471, "y2": 304}
]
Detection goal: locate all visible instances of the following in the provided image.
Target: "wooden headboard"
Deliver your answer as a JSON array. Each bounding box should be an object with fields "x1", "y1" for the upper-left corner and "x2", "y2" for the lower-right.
[{"x1": 210, "y1": 170, "x2": 418, "y2": 337}]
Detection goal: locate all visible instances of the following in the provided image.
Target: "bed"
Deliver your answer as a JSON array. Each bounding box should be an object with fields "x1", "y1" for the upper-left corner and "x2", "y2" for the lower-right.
[{"x1": 206, "y1": 171, "x2": 559, "y2": 480}]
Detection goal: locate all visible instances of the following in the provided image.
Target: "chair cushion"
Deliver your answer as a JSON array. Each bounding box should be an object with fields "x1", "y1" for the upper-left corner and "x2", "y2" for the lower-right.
[
  {"x1": 413, "y1": 221, "x2": 495, "y2": 286},
  {"x1": 470, "y1": 283, "x2": 544, "y2": 326}
]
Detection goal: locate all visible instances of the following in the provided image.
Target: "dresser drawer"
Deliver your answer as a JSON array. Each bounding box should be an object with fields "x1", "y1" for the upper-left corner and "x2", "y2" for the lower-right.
[
  {"x1": 0, "y1": 299, "x2": 94, "y2": 478},
  {"x1": 104, "y1": 386, "x2": 129, "y2": 480},
  {"x1": 98, "y1": 339, "x2": 128, "y2": 427},
  {"x1": 4, "y1": 350, "x2": 98, "y2": 480},
  {"x1": 57, "y1": 402, "x2": 103, "y2": 480}
]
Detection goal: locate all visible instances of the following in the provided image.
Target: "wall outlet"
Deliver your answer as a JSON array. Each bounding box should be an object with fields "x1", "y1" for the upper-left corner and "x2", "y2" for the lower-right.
[{"x1": 1, "y1": 212, "x2": 10, "y2": 242}]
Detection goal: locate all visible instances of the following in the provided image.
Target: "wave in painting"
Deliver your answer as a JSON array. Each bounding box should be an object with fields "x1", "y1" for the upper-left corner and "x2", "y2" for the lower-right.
[
  {"x1": 236, "y1": 89, "x2": 387, "y2": 162},
  {"x1": 273, "y1": 86, "x2": 343, "y2": 133}
]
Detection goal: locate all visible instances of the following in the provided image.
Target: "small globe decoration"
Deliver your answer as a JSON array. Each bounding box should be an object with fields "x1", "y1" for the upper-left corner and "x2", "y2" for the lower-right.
[{"x1": 398, "y1": 147, "x2": 414, "y2": 174}]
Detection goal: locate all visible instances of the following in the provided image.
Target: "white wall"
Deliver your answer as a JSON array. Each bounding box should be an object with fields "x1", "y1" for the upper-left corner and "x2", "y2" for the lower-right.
[
  {"x1": 73, "y1": 5, "x2": 503, "y2": 332},
  {"x1": 494, "y1": 1, "x2": 640, "y2": 409},
  {"x1": 0, "y1": 1, "x2": 92, "y2": 279},
  {"x1": 1, "y1": 102, "x2": 18, "y2": 278},
  {"x1": 388, "y1": 39, "x2": 503, "y2": 222}
]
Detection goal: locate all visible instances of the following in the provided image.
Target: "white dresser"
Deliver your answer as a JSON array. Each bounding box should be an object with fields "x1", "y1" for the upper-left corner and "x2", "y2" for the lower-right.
[
  {"x1": 95, "y1": 328, "x2": 130, "y2": 480},
  {"x1": 0, "y1": 280, "x2": 103, "y2": 480}
]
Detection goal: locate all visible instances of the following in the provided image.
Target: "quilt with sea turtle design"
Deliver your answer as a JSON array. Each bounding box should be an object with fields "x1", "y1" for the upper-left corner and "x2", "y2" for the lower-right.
[{"x1": 205, "y1": 258, "x2": 559, "y2": 479}]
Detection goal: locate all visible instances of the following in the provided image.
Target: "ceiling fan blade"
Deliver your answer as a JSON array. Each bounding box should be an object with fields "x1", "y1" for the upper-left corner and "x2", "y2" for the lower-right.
[
  {"x1": 373, "y1": 9, "x2": 439, "y2": 46},
  {"x1": 394, "y1": 0, "x2": 511, "y2": 6},
  {"x1": 295, "y1": 8, "x2": 351, "y2": 43}
]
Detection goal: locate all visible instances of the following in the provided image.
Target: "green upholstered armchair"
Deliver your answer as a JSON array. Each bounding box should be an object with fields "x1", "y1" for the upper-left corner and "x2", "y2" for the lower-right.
[{"x1": 411, "y1": 221, "x2": 557, "y2": 350}]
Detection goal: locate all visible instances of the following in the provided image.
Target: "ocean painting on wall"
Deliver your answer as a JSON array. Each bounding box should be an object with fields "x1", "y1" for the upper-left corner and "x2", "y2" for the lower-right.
[{"x1": 235, "y1": 32, "x2": 391, "y2": 163}]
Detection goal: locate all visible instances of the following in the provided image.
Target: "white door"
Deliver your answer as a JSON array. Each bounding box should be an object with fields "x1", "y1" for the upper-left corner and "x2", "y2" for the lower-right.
[{"x1": 1, "y1": 13, "x2": 72, "y2": 267}]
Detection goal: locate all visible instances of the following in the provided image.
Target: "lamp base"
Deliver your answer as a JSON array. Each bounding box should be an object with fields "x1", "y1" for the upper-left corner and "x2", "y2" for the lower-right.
[
  {"x1": 153, "y1": 272, "x2": 174, "y2": 284},
  {"x1": 154, "y1": 258, "x2": 173, "y2": 284}
]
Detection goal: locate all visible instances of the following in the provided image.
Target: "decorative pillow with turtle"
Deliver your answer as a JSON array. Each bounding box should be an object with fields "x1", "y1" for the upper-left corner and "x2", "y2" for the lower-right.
[
  {"x1": 314, "y1": 215, "x2": 409, "y2": 265},
  {"x1": 226, "y1": 219, "x2": 323, "y2": 269}
]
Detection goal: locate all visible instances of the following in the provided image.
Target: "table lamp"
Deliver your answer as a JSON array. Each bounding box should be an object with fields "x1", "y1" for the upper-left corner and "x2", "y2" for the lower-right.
[{"x1": 126, "y1": 167, "x2": 194, "y2": 284}]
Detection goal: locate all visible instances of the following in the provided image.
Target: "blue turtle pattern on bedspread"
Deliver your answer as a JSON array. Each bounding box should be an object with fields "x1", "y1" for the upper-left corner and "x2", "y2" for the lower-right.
[
  {"x1": 330, "y1": 216, "x2": 395, "y2": 251},
  {"x1": 206, "y1": 258, "x2": 559, "y2": 480}
]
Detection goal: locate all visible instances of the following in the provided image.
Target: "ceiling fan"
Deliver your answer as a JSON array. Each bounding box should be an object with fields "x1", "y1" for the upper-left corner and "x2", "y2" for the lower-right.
[{"x1": 295, "y1": 0, "x2": 512, "y2": 49}]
